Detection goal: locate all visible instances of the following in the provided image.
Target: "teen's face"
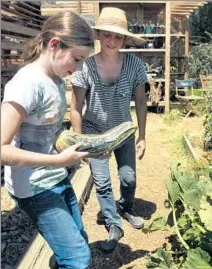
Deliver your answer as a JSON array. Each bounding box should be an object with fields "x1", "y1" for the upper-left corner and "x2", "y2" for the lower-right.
[
  {"x1": 98, "y1": 31, "x2": 125, "y2": 55},
  {"x1": 50, "y1": 43, "x2": 92, "y2": 78}
]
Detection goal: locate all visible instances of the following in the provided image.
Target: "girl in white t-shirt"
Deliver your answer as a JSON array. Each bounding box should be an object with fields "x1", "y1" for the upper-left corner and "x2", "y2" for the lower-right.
[{"x1": 1, "y1": 11, "x2": 94, "y2": 269}]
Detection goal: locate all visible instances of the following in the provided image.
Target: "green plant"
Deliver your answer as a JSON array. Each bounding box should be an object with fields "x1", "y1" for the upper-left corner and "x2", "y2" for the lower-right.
[
  {"x1": 203, "y1": 92, "x2": 212, "y2": 151},
  {"x1": 147, "y1": 162, "x2": 212, "y2": 268},
  {"x1": 188, "y1": 41, "x2": 212, "y2": 82},
  {"x1": 163, "y1": 109, "x2": 183, "y2": 125},
  {"x1": 170, "y1": 65, "x2": 177, "y2": 72},
  {"x1": 145, "y1": 63, "x2": 163, "y2": 74}
]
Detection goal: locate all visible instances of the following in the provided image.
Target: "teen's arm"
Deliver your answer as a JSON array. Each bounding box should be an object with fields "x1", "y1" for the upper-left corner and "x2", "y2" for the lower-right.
[
  {"x1": 134, "y1": 84, "x2": 147, "y2": 160},
  {"x1": 70, "y1": 86, "x2": 87, "y2": 133}
]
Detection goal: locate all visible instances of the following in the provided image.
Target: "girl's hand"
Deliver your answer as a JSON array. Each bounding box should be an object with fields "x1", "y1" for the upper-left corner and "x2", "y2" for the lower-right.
[{"x1": 58, "y1": 143, "x2": 89, "y2": 166}]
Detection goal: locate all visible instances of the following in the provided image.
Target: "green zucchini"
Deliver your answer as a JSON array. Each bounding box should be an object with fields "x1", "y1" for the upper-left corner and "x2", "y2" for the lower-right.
[{"x1": 55, "y1": 121, "x2": 137, "y2": 157}]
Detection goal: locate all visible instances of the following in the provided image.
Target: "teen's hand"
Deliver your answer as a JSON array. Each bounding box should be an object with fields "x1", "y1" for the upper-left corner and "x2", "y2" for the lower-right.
[
  {"x1": 58, "y1": 143, "x2": 89, "y2": 166},
  {"x1": 136, "y1": 138, "x2": 146, "y2": 160}
]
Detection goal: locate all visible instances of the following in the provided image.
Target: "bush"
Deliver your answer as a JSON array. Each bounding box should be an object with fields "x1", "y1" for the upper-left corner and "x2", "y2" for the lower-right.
[{"x1": 188, "y1": 41, "x2": 212, "y2": 84}]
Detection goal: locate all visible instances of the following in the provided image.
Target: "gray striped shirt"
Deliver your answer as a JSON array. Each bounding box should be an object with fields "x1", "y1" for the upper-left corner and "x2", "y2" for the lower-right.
[{"x1": 71, "y1": 53, "x2": 148, "y2": 134}]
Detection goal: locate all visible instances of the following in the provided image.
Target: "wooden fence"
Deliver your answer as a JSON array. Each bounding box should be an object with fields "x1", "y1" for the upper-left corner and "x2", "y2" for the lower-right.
[{"x1": 1, "y1": 1, "x2": 44, "y2": 99}]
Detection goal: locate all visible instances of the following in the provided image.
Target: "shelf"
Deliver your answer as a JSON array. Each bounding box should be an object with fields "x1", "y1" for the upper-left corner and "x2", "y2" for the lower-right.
[
  {"x1": 130, "y1": 101, "x2": 165, "y2": 107},
  {"x1": 133, "y1": 34, "x2": 165, "y2": 37},
  {"x1": 171, "y1": 34, "x2": 186, "y2": 37},
  {"x1": 170, "y1": 73, "x2": 185, "y2": 75},
  {"x1": 120, "y1": 49, "x2": 166, "y2": 52}
]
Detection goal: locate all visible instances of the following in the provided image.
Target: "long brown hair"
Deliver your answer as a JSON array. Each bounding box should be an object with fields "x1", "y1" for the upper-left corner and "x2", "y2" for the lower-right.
[{"x1": 23, "y1": 11, "x2": 94, "y2": 64}]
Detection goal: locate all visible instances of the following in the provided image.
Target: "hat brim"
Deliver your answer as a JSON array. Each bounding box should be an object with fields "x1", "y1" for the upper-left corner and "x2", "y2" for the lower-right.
[{"x1": 92, "y1": 25, "x2": 146, "y2": 46}]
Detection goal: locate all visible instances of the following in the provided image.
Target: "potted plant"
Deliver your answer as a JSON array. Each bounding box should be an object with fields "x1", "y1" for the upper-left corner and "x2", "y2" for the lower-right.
[{"x1": 145, "y1": 63, "x2": 163, "y2": 78}]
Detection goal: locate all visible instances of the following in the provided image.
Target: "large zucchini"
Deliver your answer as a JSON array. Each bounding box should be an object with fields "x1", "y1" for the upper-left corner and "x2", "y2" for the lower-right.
[{"x1": 55, "y1": 121, "x2": 137, "y2": 157}]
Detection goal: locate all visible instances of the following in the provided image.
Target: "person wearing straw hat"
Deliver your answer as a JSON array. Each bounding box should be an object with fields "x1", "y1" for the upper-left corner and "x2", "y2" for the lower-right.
[{"x1": 71, "y1": 7, "x2": 148, "y2": 252}]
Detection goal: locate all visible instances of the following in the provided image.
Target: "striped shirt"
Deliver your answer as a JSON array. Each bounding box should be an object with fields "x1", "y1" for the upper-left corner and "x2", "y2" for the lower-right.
[{"x1": 71, "y1": 53, "x2": 148, "y2": 134}]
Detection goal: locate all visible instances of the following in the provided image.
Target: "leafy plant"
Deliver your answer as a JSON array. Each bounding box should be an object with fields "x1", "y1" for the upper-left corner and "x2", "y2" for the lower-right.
[
  {"x1": 188, "y1": 41, "x2": 212, "y2": 83},
  {"x1": 189, "y1": 3, "x2": 212, "y2": 44},
  {"x1": 163, "y1": 109, "x2": 183, "y2": 125},
  {"x1": 147, "y1": 162, "x2": 212, "y2": 268},
  {"x1": 145, "y1": 63, "x2": 163, "y2": 74},
  {"x1": 203, "y1": 92, "x2": 212, "y2": 151}
]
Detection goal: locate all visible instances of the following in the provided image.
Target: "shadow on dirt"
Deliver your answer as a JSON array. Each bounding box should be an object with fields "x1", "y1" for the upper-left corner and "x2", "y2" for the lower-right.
[
  {"x1": 133, "y1": 198, "x2": 156, "y2": 220},
  {"x1": 89, "y1": 241, "x2": 149, "y2": 269}
]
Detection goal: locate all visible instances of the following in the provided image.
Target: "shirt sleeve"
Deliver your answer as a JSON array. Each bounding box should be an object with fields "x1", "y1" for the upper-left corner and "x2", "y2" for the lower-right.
[
  {"x1": 3, "y1": 69, "x2": 37, "y2": 115},
  {"x1": 71, "y1": 62, "x2": 89, "y2": 90},
  {"x1": 134, "y1": 57, "x2": 148, "y2": 88}
]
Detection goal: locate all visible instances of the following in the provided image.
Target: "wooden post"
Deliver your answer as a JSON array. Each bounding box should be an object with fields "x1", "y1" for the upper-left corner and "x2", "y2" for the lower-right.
[
  {"x1": 165, "y1": 1, "x2": 171, "y2": 111},
  {"x1": 77, "y1": 1, "x2": 81, "y2": 14},
  {"x1": 94, "y1": 2, "x2": 101, "y2": 54},
  {"x1": 95, "y1": 1, "x2": 100, "y2": 23},
  {"x1": 184, "y1": 17, "x2": 189, "y2": 80}
]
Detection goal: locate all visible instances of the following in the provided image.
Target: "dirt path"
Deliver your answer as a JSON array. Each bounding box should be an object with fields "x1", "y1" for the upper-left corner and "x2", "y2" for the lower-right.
[
  {"x1": 1, "y1": 112, "x2": 203, "y2": 269},
  {"x1": 83, "y1": 113, "x2": 175, "y2": 269}
]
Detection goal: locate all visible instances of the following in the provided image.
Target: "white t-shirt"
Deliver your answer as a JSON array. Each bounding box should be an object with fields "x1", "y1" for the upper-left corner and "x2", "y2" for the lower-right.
[{"x1": 3, "y1": 63, "x2": 68, "y2": 198}]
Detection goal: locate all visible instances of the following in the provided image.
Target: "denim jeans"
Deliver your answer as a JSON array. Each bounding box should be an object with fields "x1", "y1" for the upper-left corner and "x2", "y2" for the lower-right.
[
  {"x1": 90, "y1": 136, "x2": 136, "y2": 229},
  {"x1": 11, "y1": 178, "x2": 91, "y2": 269}
]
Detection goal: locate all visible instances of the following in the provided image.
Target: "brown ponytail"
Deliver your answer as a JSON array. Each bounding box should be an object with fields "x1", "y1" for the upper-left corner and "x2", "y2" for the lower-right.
[
  {"x1": 22, "y1": 34, "x2": 43, "y2": 64},
  {"x1": 22, "y1": 11, "x2": 94, "y2": 64}
]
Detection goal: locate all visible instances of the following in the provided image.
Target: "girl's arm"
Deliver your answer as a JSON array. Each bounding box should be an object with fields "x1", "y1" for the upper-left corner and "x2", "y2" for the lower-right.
[
  {"x1": 70, "y1": 86, "x2": 87, "y2": 134},
  {"x1": 1, "y1": 102, "x2": 88, "y2": 167}
]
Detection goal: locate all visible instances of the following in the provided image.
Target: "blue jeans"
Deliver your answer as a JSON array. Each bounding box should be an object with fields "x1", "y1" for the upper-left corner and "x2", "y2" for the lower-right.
[
  {"x1": 90, "y1": 136, "x2": 136, "y2": 229},
  {"x1": 11, "y1": 178, "x2": 91, "y2": 269}
]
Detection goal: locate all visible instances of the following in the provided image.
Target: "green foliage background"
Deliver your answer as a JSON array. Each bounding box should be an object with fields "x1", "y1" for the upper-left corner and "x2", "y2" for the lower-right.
[{"x1": 188, "y1": 3, "x2": 212, "y2": 80}]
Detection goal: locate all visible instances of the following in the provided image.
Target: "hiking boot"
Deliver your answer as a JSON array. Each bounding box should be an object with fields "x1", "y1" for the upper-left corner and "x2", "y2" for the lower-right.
[
  {"x1": 121, "y1": 208, "x2": 144, "y2": 229},
  {"x1": 99, "y1": 224, "x2": 124, "y2": 252}
]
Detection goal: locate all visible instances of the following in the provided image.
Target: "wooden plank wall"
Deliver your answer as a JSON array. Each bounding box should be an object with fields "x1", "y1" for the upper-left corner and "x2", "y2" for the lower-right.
[
  {"x1": 1, "y1": 1, "x2": 44, "y2": 100},
  {"x1": 41, "y1": 1, "x2": 95, "y2": 16},
  {"x1": 41, "y1": 1, "x2": 97, "y2": 91}
]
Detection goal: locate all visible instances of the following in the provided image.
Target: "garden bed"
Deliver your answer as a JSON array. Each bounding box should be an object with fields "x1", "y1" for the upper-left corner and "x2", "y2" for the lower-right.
[{"x1": 183, "y1": 133, "x2": 212, "y2": 171}]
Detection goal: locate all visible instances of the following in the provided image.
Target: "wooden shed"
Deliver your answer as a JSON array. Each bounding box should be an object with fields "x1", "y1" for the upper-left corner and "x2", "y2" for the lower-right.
[
  {"x1": 1, "y1": 1, "x2": 44, "y2": 99},
  {"x1": 1, "y1": 1, "x2": 208, "y2": 112},
  {"x1": 40, "y1": 0, "x2": 208, "y2": 111}
]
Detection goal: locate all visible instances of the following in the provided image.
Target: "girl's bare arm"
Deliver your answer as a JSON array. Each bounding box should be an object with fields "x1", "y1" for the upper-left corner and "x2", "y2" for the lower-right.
[{"x1": 1, "y1": 102, "x2": 88, "y2": 167}]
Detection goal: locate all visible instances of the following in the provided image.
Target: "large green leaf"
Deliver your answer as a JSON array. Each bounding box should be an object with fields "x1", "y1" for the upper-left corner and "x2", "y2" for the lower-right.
[
  {"x1": 177, "y1": 215, "x2": 189, "y2": 228},
  {"x1": 182, "y1": 226, "x2": 202, "y2": 244},
  {"x1": 147, "y1": 249, "x2": 174, "y2": 269},
  {"x1": 181, "y1": 248, "x2": 212, "y2": 269},
  {"x1": 148, "y1": 216, "x2": 169, "y2": 232},
  {"x1": 183, "y1": 180, "x2": 206, "y2": 211},
  {"x1": 199, "y1": 195, "x2": 212, "y2": 231},
  {"x1": 175, "y1": 171, "x2": 198, "y2": 193},
  {"x1": 165, "y1": 176, "x2": 181, "y2": 204}
]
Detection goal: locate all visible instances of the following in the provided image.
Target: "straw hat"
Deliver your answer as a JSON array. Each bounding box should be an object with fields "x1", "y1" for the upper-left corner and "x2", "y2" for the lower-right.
[{"x1": 92, "y1": 7, "x2": 145, "y2": 46}]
